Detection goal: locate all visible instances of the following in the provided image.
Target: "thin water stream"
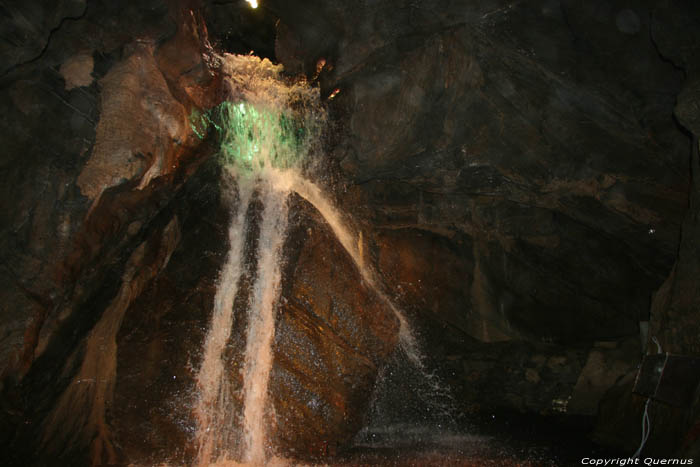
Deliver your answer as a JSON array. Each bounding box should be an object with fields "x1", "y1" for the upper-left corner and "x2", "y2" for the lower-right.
[
  {"x1": 191, "y1": 53, "x2": 448, "y2": 465},
  {"x1": 194, "y1": 182, "x2": 252, "y2": 465}
]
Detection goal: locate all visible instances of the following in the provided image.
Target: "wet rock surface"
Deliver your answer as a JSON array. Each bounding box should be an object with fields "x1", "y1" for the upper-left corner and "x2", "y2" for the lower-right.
[
  {"x1": 0, "y1": 1, "x2": 218, "y2": 463},
  {"x1": 0, "y1": 0, "x2": 209, "y2": 388},
  {"x1": 108, "y1": 161, "x2": 228, "y2": 466},
  {"x1": 272, "y1": 0, "x2": 689, "y2": 344},
  {"x1": 1, "y1": 0, "x2": 700, "y2": 464},
  {"x1": 270, "y1": 195, "x2": 400, "y2": 459},
  {"x1": 267, "y1": 0, "x2": 700, "y2": 459}
]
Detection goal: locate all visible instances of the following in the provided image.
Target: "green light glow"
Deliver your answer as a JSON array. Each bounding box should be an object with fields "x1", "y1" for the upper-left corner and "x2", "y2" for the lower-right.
[{"x1": 190, "y1": 101, "x2": 308, "y2": 176}]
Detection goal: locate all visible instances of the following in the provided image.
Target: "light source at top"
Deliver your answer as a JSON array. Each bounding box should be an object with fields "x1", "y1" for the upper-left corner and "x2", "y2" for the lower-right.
[{"x1": 245, "y1": 0, "x2": 258, "y2": 8}]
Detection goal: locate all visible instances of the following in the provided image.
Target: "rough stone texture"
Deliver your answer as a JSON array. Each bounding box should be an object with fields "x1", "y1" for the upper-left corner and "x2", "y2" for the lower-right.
[
  {"x1": 107, "y1": 183, "x2": 399, "y2": 466},
  {"x1": 267, "y1": 0, "x2": 698, "y2": 456},
  {"x1": 446, "y1": 339, "x2": 588, "y2": 416},
  {"x1": 59, "y1": 53, "x2": 94, "y2": 90},
  {"x1": 109, "y1": 161, "x2": 231, "y2": 466},
  {"x1": 0, "y1": 1, "x2": 216, "y2": 464},
  {"x1": 0, "y1": 0, "x2": 403, "y2": 462},
  {"x1": 76, "y1": 42, "x2": 189, "y2": 200},
  {"x1": 567, "y1": 339, "x2": 639, "y2": 416},
  {"x1": 42, "y1": 216, "x2": 181, "y2": 466},
  {"x1": 271, "y1": 0, "x2": 688, "y2": 347},
  {"x1": 648, "y1": 0, "x2": 700, "y2": 358},
  {"x1": 1, "y1": 0, "x2": 700, "y2": 463},
  {"x1": 0, "y1": 0, "x2": 203, "y2": 389},
  {"x1": 592, "y1": 0, "x2": 700, "y2": 460},
  {"x1": 0, "y1": 0, "x2": 87, "y2": 76},
  {"x1": 374, "y1": 229, "x2": 481, "y2": 339},
  {"x1": 271, "y1": 195, "x2": 399, "y2": 459}
]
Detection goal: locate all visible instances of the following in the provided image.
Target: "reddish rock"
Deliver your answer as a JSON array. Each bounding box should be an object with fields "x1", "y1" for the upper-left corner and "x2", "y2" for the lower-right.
[
  {"x1": 100, "y1": 187, "x2": 399, "y2": 465},
  {"x1": 270, "y1": 195, "x2": 400, "y2": 459}
]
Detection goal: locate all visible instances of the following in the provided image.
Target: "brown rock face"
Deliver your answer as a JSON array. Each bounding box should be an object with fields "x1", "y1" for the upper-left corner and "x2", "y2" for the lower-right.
[
  {"x1": 76, "y1": 42, "x2": 189, "y2": 201},
  {"x1": 265, "y1": 0, "x2": 700, "y2": 458},
  {"x1": 108, "y1": 186, "x2": 398, "y2": 466},
  {"x1": 0, "y1": 2, "x2": 220, "y2": 465},
  {"x1": 270, "y1": 0, "x2": 689, "y2": 345},
  {"x1": 0, "y1": 1, "x2": 211, "y2": 388},
  {"x1": 1, "y1": 0, "x2": 402, "y2": 463},
  {"x1": 271, "y1": 195, "x2": 399, "y2": 458},
  {"x1": 3, "y1": 0, "x2": 700, "y2": 463},
  {"x1": 43, "y1": 217, "x2": 181, "y2": 466}
]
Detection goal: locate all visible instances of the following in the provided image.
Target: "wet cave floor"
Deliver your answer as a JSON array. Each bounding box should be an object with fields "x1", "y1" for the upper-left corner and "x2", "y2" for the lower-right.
[{"x1": 310, "y1": 412, "x2": 621, "y2": 467}]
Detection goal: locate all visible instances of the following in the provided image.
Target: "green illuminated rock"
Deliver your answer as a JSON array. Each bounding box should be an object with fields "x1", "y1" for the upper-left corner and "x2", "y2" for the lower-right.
[{"x1": 190, "y1": 101, "x2": 308, "y2": 176}]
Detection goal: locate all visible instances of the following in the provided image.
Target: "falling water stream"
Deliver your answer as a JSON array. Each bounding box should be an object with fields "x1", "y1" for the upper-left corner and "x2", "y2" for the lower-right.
[
  {"x1": 191, "y1": 54, "x2": 446, "y2": 465},
  {"x1": 238, "y1": 177, "x2": 288, "y2": 464}
]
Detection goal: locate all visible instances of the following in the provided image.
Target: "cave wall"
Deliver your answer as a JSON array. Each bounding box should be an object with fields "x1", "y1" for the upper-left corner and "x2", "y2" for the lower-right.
[
  {"x1": 0, "y1": 0, "x2": 212, "y2": 389},
  {"x1": 0, "y1": 1, "x2": 399, "y2": 464},
  {"x1": 0, "y1": 0, "x2": 699, "y2": 463},
  {"x1": 595, "y1": 0, "x2": 700, "y2": 458},
  {"x1": 268, "y1": 0, "x2": 700, "y2": 456},
  {"x1": 270, "y1": 0, "x2": 689, "y2": 345},
  {"x1": 0, "y1": 1, "x2": 216, "y2": 463}
]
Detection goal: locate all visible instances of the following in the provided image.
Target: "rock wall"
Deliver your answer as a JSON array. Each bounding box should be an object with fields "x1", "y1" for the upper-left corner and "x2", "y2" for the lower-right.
[
  {"x1": 0, "y1": 0, "x2": 211, "y2": 391},
  {"x1": 271, "y1": 195, "x2": 399, "y2": 459},
  {"x1": 0, "y1": 1, "x2": 401, "y2": 464},
  {"x1": 270, "y1": 0, "x2": 689, "y2": 345},
  {"x1": 1, "y1": 0, "x2": 699, "y2": 463},
  {"x1": 0, "y1": 1, "x2": 217, "y2": 463},
  {"x1": 594, "y1": 0, "x2": 700, "y2": 459},
  {"x1": 269, "y1": 0, "x2": 698, "y2": 457}
]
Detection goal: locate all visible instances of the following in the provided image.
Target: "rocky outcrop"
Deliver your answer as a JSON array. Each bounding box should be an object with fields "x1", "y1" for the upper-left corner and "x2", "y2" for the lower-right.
[
  {"x1": 593, "y1": 0, "x2": 700, "y2": 459},
  {"x1": 0, "y1": 0, "x2": 87, "y2": 76},
  {"x1": 0, "y1": 0, "x2": 210, "y2": 388},
  {"x1": 2, "y1": 0, "x2": 700, "y2": 463},
  {"x1": 270, "y1": 195, "x2": 399, "y2": 459},
  {"x1": 43, "y1": 216, "x2": 181, "y2": 466},
  {"x1": 448, "y1": 339, "x2": 588, "y2": 416},
  {"x1": 75, "y1": 42, "x2": 188, "y2": 200},
  {"x1": 98, "y1": 183, "x2": 398, "y2": 466},
  {"x1": 107, "y1": 161, "x2": 233, "y2": 467},
  {"x1": 269, "y1": 0, "x2": 697, "y2": 456},
  {"x1": 271, "y1": 0, "x2": 688, "y2": 346},
  {"x1": 0, "y1": 0, "x2": 405, "y2": 462},
  {"x1": 0, "y1": 0, "x2": 214, "y2": 463},
  {"x1": 0, "y1": 0, "x2": 404, "y2": 461},
  {"x1": 648, "y1": 0, "x2": 700, "y2": 359},
  {"x1": 568, "y1": 339, "x2": 639, "y2": 417}
]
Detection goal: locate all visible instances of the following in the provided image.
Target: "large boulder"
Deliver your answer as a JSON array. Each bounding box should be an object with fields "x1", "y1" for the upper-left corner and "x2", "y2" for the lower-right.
[
  {"x1": 109, "y1": 187, "x2": 399, "y2": 465},
  {"x1": 270, "y1": 194, "x2": 399, "y2": 459}
]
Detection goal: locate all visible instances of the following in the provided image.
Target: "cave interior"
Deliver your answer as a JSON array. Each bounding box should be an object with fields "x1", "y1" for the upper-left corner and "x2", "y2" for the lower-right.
[{"x1": 1, "y1": 0, "x2": 699, "y2": 465}]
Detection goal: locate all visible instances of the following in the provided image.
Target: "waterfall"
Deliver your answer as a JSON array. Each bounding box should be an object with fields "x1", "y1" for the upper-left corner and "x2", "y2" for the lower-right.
[
  {"x1": 193, "y1": 172, "x2": 293, "y2": 466},
  {"x1": 239, "y1": 177, "x2": 289, "y2": 464},
  {"x1": 282, "y1": 170, "x2": 455, "y2": 419},
  {"x1": 191, "y1": 53, "x2": 448, "y2": 465},
  {"x1": 192, "y1": 54, "x2": 324, "y2": 465},
  {"x1": 193, "y1": 178, "x2": 252, "y2": 466},
  {"x1": 276, "y1": 170, "x2": 428, "y2": 370}
]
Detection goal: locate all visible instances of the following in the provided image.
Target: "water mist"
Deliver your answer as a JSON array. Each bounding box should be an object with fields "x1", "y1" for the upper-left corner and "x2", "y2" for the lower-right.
[{"x1": 191, "y1": 54, "x2": 449, "y2": 465}]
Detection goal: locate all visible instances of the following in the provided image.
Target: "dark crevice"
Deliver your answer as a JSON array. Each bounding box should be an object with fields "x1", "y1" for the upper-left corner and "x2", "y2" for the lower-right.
[{"x1": 0, "y1": 2, "x2": 89, "y2": 81}]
